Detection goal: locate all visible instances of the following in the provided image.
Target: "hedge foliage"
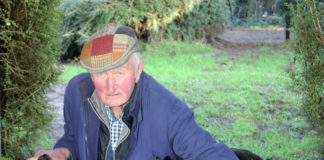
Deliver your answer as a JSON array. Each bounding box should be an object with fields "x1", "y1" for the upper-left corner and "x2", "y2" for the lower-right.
[
  {"x1": 60, "y1": 0, "x2": 229, "y2": 61},
  {"x1": 0, "y1": 0, "x2": 61, "y2": 159},
  {"x1": 290, "y1": 0, "x2": 323, "y2": 142},
  {"x1": 165, "y1": 0, "x2": 229, "y2": 40},
  {"x1": 228, "y1": 0, "x2": 282, "y2": 26}
]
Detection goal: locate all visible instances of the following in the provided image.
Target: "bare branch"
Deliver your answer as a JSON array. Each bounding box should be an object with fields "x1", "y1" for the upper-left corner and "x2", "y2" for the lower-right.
[{"x1": 0, "y1": 53, "x2": 9, "y2": 56}]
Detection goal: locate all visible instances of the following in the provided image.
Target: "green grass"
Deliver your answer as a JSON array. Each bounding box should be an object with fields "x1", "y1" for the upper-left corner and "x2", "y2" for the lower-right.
[
  {"x1": 58, "y1": 41, "x2": 322, "y2": 159},
  {"x1": 58, "y1": 64, "x2": 86, "y2": 83},
  {"x1": 33, "y1": 128, "x2": 54, "y2": 151},
  {"x1": 142, "y1": 41, "x2": 322, "y2": 159}
]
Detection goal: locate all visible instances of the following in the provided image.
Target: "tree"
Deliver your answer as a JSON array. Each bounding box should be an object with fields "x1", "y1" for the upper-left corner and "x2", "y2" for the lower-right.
[
  {"x1": 277, "y1": 0, "x2": 297, "y2": 40},
  {"x1": 290, "y1": 0, "x2": 324, "y2": 152},
  {"x1": 0, "y1": 0, "x2": 61, "y2": 159}
]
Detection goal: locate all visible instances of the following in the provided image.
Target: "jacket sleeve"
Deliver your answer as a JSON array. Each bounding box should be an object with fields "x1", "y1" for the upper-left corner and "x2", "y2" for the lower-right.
[
  {"x1": 169, "y1": 103, "x2": 239, "y2": 160},
  {"x1": 53, "y1": 81, "x2": 76, "y2": 159}
]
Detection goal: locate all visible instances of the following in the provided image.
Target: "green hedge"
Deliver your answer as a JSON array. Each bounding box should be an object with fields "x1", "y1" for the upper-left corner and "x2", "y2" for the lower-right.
[
  {"x1": 60, "y1": 0, "x2": 229, "y2": 61},
  {"x1": 164, "y1": 0, "x2": 229, "y2": 40},
  {"x1": 229, "y1": 0, "x2": 282, "y2": 27},
  {"x1": 0, "y1": 0, "x2": 61, "y2": 159},
  {"x1": 290, "y1": 0, "x2": 323, "y2": 148}
]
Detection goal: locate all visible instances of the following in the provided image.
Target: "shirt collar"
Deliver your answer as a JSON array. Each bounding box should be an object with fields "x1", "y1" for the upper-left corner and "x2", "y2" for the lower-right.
[{"x1": 106, "y1": 105, "x2": 124, "y2": 122}]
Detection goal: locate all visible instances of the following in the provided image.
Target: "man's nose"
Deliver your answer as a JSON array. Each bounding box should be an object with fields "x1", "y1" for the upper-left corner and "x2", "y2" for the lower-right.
[{"x1": 106, "y1": 75, "x2": 116, "y2": 93}]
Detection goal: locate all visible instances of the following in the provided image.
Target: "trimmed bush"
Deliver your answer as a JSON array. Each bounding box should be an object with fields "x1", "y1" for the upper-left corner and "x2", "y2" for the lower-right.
[
  {"x1": 289, "y1": 0, "x2": 323, "y2": 149},
  {"x1": 0, "y1": 0, "x2": 61, "y2": 159},
  {"x1": 60, "y1": 0, "x2": 230, "y2": 61}
]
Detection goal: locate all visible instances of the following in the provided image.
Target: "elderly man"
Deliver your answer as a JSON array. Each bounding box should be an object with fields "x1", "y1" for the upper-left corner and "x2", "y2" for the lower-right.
[{"x1": 29, "y1": 24, "x2": 239, "y2": 160}]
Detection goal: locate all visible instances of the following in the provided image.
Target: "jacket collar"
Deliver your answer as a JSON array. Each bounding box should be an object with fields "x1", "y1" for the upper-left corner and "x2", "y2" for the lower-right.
[
  {"x1": 89, "y1": 90, "x2": 109, "y2": 127},
  {"x1": 78, "y1": 72, "x2": 145, "y2": 128},
  {"x1": 129, "y1": 72, "x2": 147, "y2": 129}
]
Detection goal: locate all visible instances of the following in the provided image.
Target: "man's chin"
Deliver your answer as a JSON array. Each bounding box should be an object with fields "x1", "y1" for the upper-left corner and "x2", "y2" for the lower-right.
[
  {"x1": 102, "y1": 96, "x2": 128, "y2": 107},
  {"x1": 104, "y1": 101, "x2": 126, "y2": 108}
]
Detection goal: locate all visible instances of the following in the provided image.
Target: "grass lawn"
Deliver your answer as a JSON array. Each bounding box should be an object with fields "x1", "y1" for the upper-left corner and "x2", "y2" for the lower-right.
[{"x1": 59, "y1": 40, "x2": 322, "y2": 159}]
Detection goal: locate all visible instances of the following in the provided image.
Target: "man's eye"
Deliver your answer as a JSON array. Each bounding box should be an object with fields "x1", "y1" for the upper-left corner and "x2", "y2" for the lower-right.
[{"x1": 98, "y1": 72, "x2": 104, "y2": 76}]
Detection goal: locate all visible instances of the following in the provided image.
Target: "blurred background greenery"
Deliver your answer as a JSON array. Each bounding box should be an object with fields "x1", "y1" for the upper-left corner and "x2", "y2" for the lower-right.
[{"x1": 1, "y1": 0, "x2": 323, "y2": 159}]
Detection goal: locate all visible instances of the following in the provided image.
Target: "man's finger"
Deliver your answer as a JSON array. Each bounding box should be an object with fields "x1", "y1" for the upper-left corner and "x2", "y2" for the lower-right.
[{"x1": 34, "y1": 150, "x2": 46, "y2": 157}]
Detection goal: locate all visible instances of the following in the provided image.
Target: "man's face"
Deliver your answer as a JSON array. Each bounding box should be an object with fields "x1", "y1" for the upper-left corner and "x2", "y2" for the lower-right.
[{"x1": 91, "y1": 55, "x2": 143, "y2": 108}]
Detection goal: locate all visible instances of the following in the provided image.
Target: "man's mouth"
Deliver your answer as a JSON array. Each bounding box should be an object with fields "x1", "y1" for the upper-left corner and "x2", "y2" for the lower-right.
[{"x1": 106, "y1": 93, "x2": 119, "y2": 97}]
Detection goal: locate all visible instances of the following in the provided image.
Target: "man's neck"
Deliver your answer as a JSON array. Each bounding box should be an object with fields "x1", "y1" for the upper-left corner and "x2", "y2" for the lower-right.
[{"x1": 111, "y1": 104, "x2": 126, "y2": 118}]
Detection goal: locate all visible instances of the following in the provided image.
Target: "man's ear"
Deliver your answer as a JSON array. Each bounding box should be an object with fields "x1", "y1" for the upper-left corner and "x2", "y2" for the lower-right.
[{"x1": 135, "y1": 60, "x2": 145, "y2": 83}]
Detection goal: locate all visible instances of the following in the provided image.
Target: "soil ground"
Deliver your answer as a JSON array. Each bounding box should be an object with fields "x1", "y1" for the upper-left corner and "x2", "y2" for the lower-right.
[
  {"x1": 46, "y1": 27, "x2": 288, "y2": 145},
  {"x1": 211, "y1": 27, "x2": 287, "y2": 58}
]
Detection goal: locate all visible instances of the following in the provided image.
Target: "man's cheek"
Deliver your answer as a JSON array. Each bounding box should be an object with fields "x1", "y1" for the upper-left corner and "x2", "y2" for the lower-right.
[
  {"x1": 94, "y1": 81, "x2": 106, "y2": 91},
  {"x1": 94, "y1": 85, "x2": 106, "y2": 99}
]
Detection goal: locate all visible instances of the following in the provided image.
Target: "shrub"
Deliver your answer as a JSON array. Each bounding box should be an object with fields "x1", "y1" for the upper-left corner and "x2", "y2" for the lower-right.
[
  {"x1": 289, "y1": 0, "x2": 323, "y2": 149},
  {"x1": 59, "y1": 0, "x2": 230, "y2": 61},
  {"x1": 164, "y1": 0, "x2": 229, "y2": 41},
  {"x1": 228, "y1": 0, "x2": 283, "y2": 27},
  {"x1": 0, "y1": 0, "x2": 61, "y2": 159}
]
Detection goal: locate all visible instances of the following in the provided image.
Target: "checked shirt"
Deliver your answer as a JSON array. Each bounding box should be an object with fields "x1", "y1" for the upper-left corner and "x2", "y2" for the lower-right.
[{"x1": 105, "y1": 105, "x2": 125, "y2": 151}]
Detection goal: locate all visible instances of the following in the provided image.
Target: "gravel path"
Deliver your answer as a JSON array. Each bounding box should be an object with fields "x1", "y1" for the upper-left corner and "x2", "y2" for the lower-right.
[{"x1": 46, "y1": 83, "x2": 67, "y2": 145}]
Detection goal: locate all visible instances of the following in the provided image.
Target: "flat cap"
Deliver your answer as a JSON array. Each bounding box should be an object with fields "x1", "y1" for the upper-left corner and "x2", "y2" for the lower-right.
[{"x1": 80, "y1": 23, "x2": 140, "y2": 73}]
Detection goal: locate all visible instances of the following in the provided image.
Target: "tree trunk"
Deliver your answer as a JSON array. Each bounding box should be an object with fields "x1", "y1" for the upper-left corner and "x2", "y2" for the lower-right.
[{"x1": 228, "y1": 0, "x2": 234, "y2": 21}]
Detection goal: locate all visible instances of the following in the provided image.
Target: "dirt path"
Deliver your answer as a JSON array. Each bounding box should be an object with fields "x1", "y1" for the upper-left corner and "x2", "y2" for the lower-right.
[
  {"x1": 46, "y1": 83, "x2": 66, "y2": 145},
  {"x1": 218, "y1": 27, "x2": 285, "y2": 45},
  {"x1": 212, "y1": 27, "x2": 287, "y2": 58},
  {"x1": 46, "y1": 27, "x2": 288, "y2": 145}
]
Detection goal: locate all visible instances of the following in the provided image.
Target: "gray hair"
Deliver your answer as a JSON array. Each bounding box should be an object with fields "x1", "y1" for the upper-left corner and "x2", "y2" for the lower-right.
[{"x1": 133, "y1": 52, "x2": 142, "y2": 78}]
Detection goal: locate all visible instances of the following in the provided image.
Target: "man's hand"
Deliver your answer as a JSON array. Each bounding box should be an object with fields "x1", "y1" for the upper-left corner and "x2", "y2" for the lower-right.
[
  {"x1": 27, "y1": 148, "x2": 71, "y2": 160},
  {"x1": 231, "y1": 148, "x2": 263, "y2": 160}
]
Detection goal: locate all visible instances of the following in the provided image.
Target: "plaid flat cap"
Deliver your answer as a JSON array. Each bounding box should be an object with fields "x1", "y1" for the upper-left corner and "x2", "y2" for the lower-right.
[{"x1": 80, "y1": 23, "x2": 140, "y2": 73}]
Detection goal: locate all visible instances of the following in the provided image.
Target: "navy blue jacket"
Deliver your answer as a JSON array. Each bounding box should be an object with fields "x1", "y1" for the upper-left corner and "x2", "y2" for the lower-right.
[{"x1": 54, "y1": 72, "x2": 238, "y2": 160}]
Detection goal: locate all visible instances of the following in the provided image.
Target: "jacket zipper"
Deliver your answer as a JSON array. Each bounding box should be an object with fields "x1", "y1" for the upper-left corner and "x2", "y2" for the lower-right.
[
  {"x1": 83, "y1": 101, "x2": 90, "y2": 160},
  {"x1": 88, "y1": 98, "x2": 110, "y2": 160},
  {"x1": 88, "y1": 98, "x2": 131, "y2": 160},
  {"x1": 113, "y1": 124, "x2": 130, "y2": 160}
]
